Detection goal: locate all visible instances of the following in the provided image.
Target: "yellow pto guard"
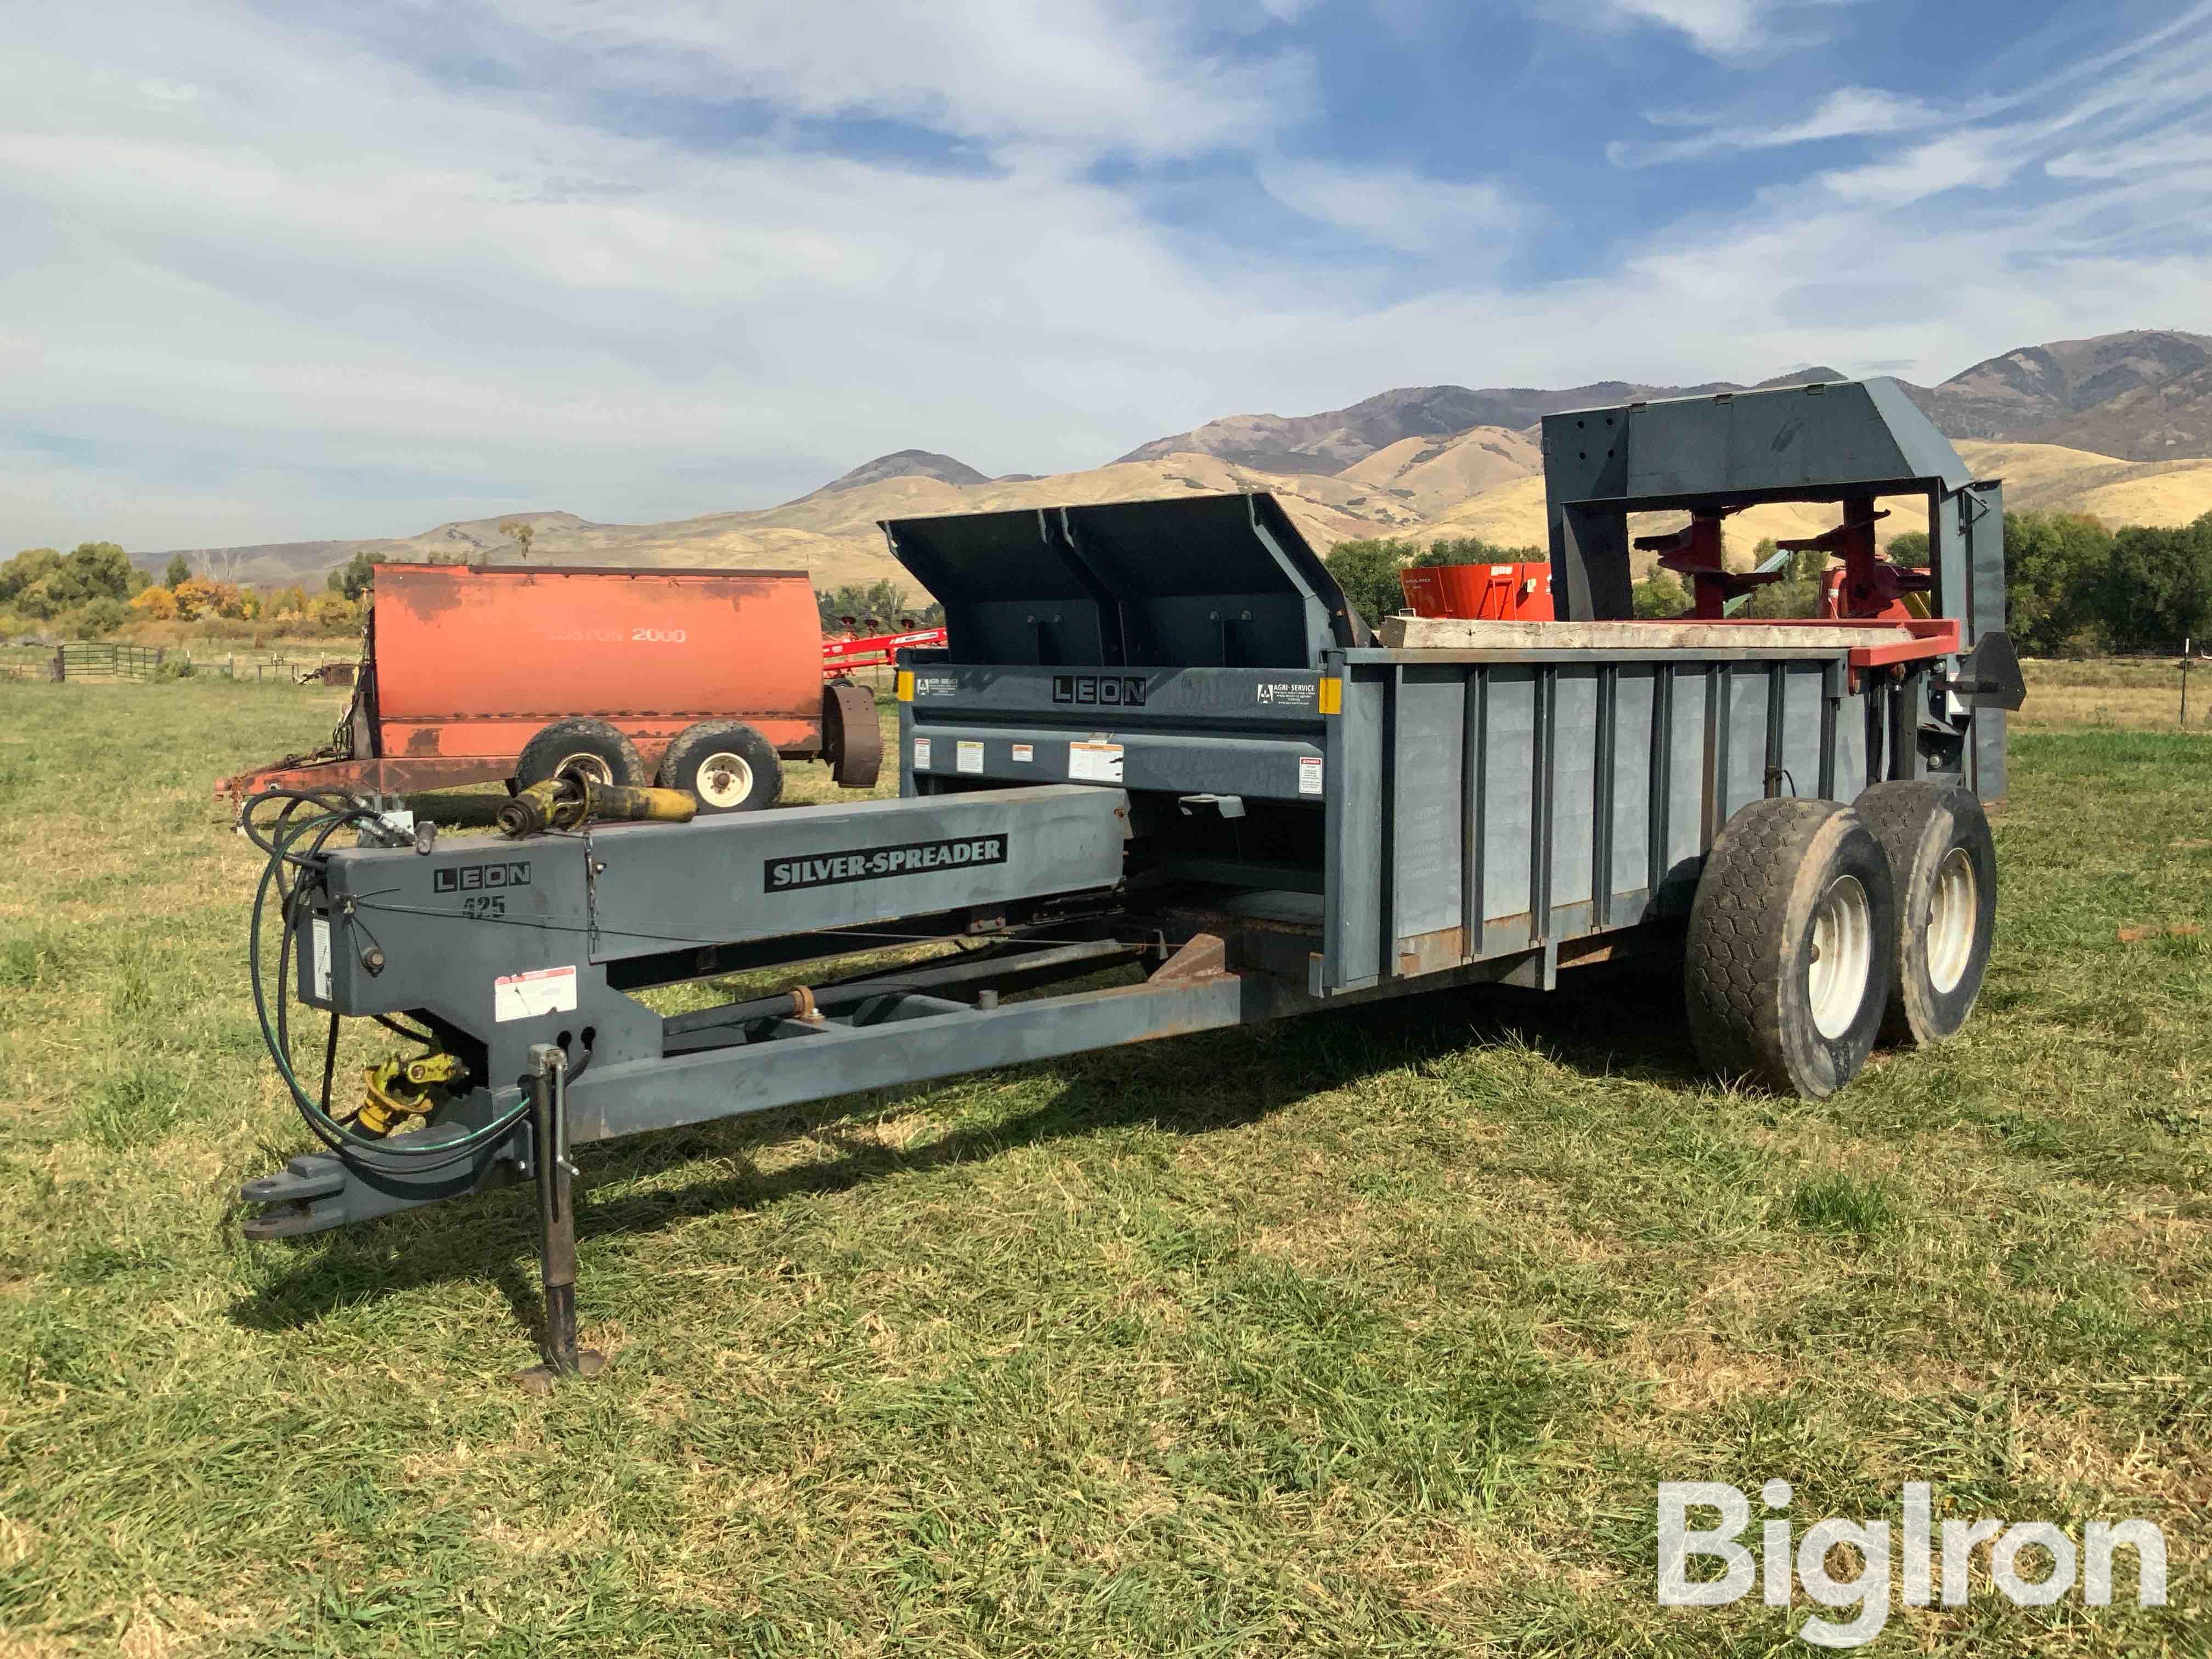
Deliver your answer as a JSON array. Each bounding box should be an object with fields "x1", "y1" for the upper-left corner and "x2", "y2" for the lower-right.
[{"x1": 355, "y1": 1052, "x2": 471, "y2": 1139}]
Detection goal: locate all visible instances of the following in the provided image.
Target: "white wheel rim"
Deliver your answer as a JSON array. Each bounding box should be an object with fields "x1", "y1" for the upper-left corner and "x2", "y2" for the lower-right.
[
  {"x1": 556, "y1": 753, "x2": 613, "y2": 787},
  {"x1": 1926, "y1": 846, "x2": 1978, "y2": 995},
  {"x1": 1808, "y1": 874, "x2": 1874, "y2": 1040},
  {"x1": 693, "y1": 751, "x2": 753, "y2": 808}
]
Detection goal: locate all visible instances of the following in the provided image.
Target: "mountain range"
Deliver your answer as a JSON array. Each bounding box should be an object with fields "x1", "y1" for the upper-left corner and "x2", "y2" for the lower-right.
[{"x1": 140, "y1": 329, "x2": 2212, "y2": 592}]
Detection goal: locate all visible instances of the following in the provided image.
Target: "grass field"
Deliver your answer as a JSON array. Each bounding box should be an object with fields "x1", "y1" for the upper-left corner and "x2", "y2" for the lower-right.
[
  {"x1": 2017, "y1": 657, "x2": 2212, "y2": 734},
  {"x1": 0, "y1": 678, "x2": 2206, "y2": 1656}
]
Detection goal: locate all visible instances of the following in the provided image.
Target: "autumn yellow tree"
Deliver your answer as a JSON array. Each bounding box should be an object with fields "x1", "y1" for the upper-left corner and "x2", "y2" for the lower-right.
[
  {"x1": 129, "y1": 586, "x2": 179, "y2": 621},
  {"x1": 173, "y1": 577, "x2": 249, "y2": 620}
]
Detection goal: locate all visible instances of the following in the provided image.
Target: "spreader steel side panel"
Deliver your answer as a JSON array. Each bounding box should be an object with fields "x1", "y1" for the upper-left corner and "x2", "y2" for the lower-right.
[{"x1": 1317, "y1": 650, "x2": 1879, "y2": 994}]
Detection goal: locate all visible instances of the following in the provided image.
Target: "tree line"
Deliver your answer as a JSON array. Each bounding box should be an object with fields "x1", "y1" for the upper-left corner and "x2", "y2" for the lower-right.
[
  {"x1": 315, "y1": 562, "x2": 947, "y2": 635},
  {"x1": 0, "y1": 544, "x2": 362, "y2": 637},
  {"x1": 5, "y1": 544, "x2": 955, "y2": 645},
  {"x1": 1321, "y1": 510, "x2": 2212, "y2": 653},
  {"x1": 0, "y1": 543, "x2": 143, "y2": 635}
]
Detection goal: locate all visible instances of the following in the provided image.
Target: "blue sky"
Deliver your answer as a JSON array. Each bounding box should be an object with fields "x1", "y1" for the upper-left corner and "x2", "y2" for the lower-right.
[{"x1": 5, "y1": 0, "x2": 2212, "y2": 550}]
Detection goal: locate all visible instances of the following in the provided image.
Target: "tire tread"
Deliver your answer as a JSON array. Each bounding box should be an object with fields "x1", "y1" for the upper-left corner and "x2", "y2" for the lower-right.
[{"x1": 1684, "y1": 798, "x2": 1842, "y2": 1092}]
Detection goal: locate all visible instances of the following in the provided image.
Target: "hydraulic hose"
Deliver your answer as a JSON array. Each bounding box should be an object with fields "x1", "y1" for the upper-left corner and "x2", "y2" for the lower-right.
[{"x1": 244, "y1": 792, "x2": 533, "y2": 1172}]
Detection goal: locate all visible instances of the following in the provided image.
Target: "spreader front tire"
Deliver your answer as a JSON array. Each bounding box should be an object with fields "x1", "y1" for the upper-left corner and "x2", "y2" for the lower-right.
[
  {"x1": 515, "y1": 718, "x2": 645, "y2": 791},
  {"x1": 657, "y1": 720, "x2": 781, "y2": 813},
  {"x1": 1685, "y1": 798, "x2": 1898, "y2": 1099},
  {"x1": 1855, "y1": 781, "x2": 1996, "y2": 1046}
]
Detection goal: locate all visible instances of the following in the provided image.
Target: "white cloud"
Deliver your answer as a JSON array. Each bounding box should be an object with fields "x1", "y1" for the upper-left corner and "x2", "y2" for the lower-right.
[
  {"x1": 1257, "y1": 159, "x2": 1521, "y2": 254},
  {"x1": 5, "y1": 1, "x2": 2212, "y2": 554},
  {"x1": 467, "y1": 0, "x2": 1310, "y2": 159},
  {"x1": 2047, "y1": 132, "x2": 2212, "y2": 179},
  {"x1": 1582, "y1": 0, "x2": 1863, "y2": 59},
  {"x1": 1816, "y1": 132, "x2": 2021, "y2": 206},
  {"x1": 1610, "y1": 86, "x2": 1942, "y2": 166},
  {"x1": 1606, "y1": 0, "x2": 1771, "y2": 54}
]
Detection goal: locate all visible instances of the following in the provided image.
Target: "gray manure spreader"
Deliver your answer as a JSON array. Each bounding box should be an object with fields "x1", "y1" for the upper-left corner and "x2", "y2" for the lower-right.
[{"x1": 238, "y1": 376, "x2": 2024, "y2": 1379}]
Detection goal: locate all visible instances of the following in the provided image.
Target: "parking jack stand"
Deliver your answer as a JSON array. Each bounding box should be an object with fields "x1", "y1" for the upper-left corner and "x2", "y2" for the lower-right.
[{"x1": 515, "y1": 1043, "x2": 605, "y2": 1392}]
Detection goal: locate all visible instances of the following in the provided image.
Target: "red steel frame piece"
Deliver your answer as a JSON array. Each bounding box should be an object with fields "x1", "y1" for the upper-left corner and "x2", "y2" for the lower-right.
[
  {"x1": 822, "y1": 626, "x2": 947, "y2": 677},
  {"x1": 1776, "y1": 494, "x2": 1934, "y2": 623},
  {"x1": 1633, "y1": 510, "x2": 1782, "y2": 618},
  {"x1": 218, "y1": 754, "x2": 519, "y2": 802}
]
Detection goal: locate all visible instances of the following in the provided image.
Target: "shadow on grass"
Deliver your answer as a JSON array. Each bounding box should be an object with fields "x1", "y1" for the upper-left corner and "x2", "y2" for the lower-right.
[{"x1": 228, "y1": 952, "x2": 1700, "y2": 1337}]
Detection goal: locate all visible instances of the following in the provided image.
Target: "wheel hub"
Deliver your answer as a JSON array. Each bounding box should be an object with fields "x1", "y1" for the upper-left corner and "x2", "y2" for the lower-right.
[
  {"x1": 1807, "y1": 874, "x2": 1874, "y2": 1040},
  {"x1": 694, "y1": 751, "x2": 753, "y2": 809},
  {"x1": 555, "y1": 753, "x2": 614, "y2": 788},
  {"x1": 1925, "y1": 846, "x2": 1978, "y2": 995}
]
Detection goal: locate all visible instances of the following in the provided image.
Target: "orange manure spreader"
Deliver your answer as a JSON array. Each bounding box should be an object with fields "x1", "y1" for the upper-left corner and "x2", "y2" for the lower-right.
[{"x1": 218, "y1": 564, "x2": 882, "y2": 812}]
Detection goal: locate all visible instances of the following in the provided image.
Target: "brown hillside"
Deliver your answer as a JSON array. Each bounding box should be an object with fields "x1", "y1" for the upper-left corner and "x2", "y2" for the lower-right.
[
  {"x1": 160, "y1": 434, "x2": 2212, "y2": 600},
  {"x1": 1336, "y1": 426, "x2": 1542, "y2": 518},
  {"x1": 141, "y1": 333, "x2": 2212, "y2": 597}
]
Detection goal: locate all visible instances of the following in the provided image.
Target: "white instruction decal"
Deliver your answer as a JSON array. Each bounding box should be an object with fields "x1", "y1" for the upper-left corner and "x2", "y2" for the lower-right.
[
  {"x1": 956, "y1": 740, "x2": 984, "y2": 774},
  {"x1": 912, "y1": 737, "x2": 932, "y2": 770},
  {"x1": 310, "y1": 916, "x2": 332, "y2": 1000},
  {"x1": 1298, "y1": 755, "x2": 1324, "y2": 796},
  {"x1": 496, "y1": 964, "x2": 578, "y2": 1023},
  {"x1": 1011, "y1": 742, "x2": 1034, "y2": 763},
  {"x1": 1068, "y1": 741, "x2": 1124, "y2": 783}
]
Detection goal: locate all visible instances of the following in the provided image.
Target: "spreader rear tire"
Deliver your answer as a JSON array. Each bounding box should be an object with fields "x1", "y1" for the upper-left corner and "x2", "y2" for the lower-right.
[
  {"x1": 1855, "y1": 781, "x2": 1996, "y2": 1046},
  {"x1": 1685, "y1": 798, "x2": 1898, "y2": 1099},
  {"x1": 657, "y1": 720, "x2": 781, "y2": 813},
  {"x1": 515, "y1": 719, "x2": 645, "y2": 791}
]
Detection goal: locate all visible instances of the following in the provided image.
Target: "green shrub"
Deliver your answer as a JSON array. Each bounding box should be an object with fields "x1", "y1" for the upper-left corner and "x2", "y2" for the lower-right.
[
  {"x1": 1323, "y1": 537, "x2": 1420, "y2": 629},
  {"x1": 1630, "y1": 570, "x2": 1688, "y2": 617},
  {"x1": 1410, "y1": 535, "x2": 1544, "y2": 568},
  {"x1": 69, "y1": 597, "x2": 132, "y2": 638}
]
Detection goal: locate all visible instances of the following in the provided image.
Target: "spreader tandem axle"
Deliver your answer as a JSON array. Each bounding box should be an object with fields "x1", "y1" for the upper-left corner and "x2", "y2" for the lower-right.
[{"x1": 239, "y1": 377, "x2": 2024, "y2": 1380}]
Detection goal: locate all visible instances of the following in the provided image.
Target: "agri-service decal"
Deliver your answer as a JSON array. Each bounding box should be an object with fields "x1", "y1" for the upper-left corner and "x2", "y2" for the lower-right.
[{"x1": 764, "y1": 835, "x2": 1009, "y2": 893}]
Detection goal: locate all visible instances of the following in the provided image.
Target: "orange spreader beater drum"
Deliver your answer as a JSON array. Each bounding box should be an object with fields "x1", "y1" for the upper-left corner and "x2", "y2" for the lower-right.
[{"x1": 1397, "y1": 561, "x2": 1555, "y2": 622}]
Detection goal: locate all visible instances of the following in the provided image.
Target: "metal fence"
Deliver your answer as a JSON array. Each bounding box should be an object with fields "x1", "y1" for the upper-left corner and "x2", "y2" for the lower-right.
[
  {"x1": 209, "y1": 651, "x2": 356, "y2": 683},
  {"x1": 0, "y1": 643, "x2": 368, "y2": 685},
  {"x1": 55, "y1": 643, "x2": 168, "y2": 681},
  {"x1": 0, "y1": 644, "x2": 53, "y2": 681}
]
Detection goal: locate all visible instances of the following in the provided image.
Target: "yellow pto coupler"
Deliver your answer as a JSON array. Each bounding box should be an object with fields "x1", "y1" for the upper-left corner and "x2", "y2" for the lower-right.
[
  {"x1": 355, "y1": 1052, "x2": 471, "y2": 1138},
  {"x1": 496, "y1": 776, "x2": 697, "y2": 838}
]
